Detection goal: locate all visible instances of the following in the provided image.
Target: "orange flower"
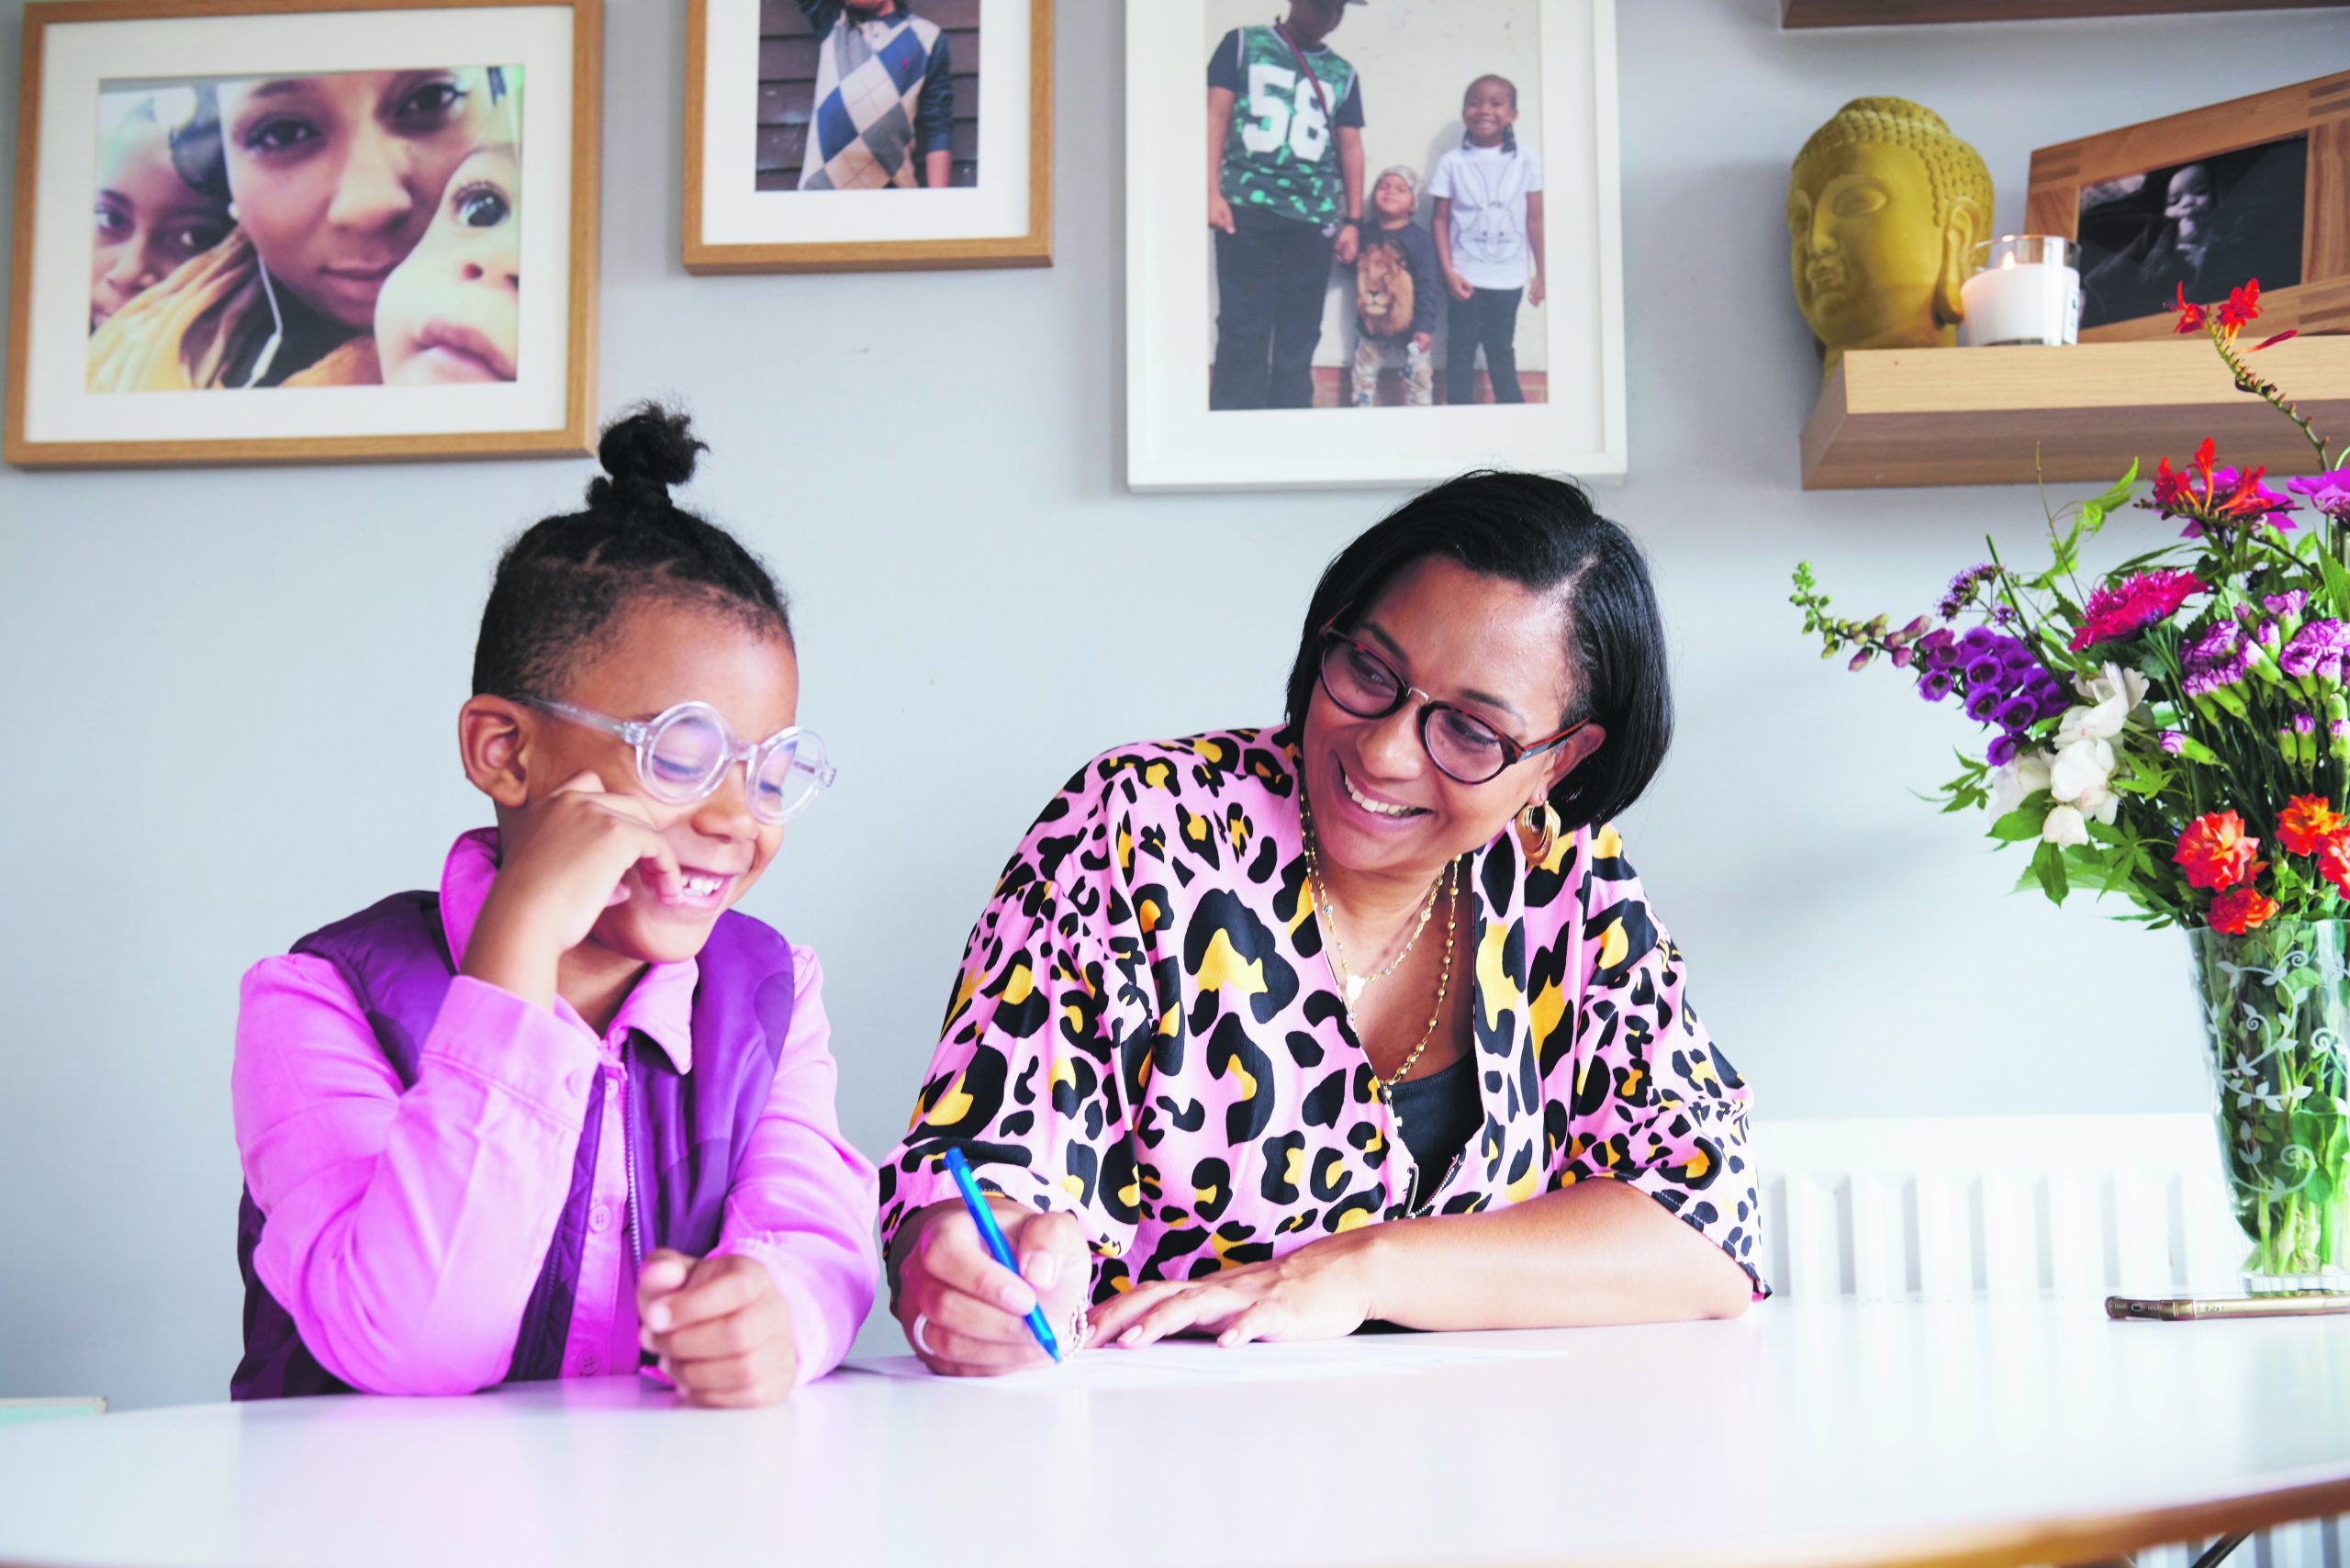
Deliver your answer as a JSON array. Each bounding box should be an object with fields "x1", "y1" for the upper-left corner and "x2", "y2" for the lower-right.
[
  {"x1": 2172, "y1": 282, "x2": 2207, "y2": 335},
  {"x1": 2320, "y1": 832, "x2": 2350, "y2": 899},
  {"x1": 2216, "y1": 278, "x2": 2262, "y2": 336},
  {"x1": 2277, "y1": 796, "x2": 2344, "y2": 857},
  {"x1": 2210, "y1": 885, "x2": 2279, "y2": 935},
  {"x1": 2176, "y1": 811, "x2": 2265, "y2": 890}
]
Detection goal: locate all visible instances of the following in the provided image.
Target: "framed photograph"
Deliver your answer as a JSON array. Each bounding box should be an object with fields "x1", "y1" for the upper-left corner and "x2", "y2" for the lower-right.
[
  {"x1": 682, "y1": 0, "x2": 1051, "y2": 274},
  {"x1": 1125, "y1": 0, "x2": 1625, "y2": 492},
  {"x1": 5, "y1": 0, "x2": 600, "y2": 470},
  {"x1": 2026, "y1": 71, "x2": 2348, "y2": 343}
]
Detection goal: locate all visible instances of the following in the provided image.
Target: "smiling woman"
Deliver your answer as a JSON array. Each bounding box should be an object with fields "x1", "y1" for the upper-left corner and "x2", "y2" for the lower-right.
[
  {"x1": 83, "y1": 64, "x2": 516, "y2": 391},
  {"x1": 879, "y1": 471, "x2": 1763, "y2": 1379}
]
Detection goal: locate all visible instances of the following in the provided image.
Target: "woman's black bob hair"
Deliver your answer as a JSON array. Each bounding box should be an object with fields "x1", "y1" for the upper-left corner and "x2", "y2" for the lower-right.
[{"x1": 1281, "y1": 470, "x2": 1673, "y2": 835}]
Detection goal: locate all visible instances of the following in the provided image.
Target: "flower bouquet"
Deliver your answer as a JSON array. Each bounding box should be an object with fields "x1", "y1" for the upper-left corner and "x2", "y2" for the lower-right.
[{"x1": 1793, "y1": 280, "x2": 2350, "y2": 1284}]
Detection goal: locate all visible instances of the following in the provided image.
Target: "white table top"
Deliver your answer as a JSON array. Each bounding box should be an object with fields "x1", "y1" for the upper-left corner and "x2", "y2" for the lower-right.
[{"x1": 5, "y1": 1297, "x2": 2348, "y2": 1568}]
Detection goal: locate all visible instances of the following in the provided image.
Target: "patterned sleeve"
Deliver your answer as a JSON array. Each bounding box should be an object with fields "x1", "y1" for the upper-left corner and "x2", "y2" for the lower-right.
[
  {"x1": 1543, "y1": 826, "x2": 1767, "y2": 1297},
  {"x1": 878, "y1": 763, "x2": 1157, "y2": 1270}
]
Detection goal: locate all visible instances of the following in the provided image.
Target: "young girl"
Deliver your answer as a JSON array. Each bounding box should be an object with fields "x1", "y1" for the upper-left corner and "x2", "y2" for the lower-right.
[
  {"x1": 1429, "y1": 73, "x2": 1544, "y2": 405},
  {"x1": 88, "y1": 93, "x2": 232, "y2": 335},
  {"x1": 231, "y1": 405, "x2": 878, "y2": 1406}
]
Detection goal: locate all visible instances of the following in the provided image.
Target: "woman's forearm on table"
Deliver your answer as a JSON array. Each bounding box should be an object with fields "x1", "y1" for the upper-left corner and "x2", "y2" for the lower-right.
[{"x1": 1356, "y1": 1179, "x2": 1754, "y2": 1329}]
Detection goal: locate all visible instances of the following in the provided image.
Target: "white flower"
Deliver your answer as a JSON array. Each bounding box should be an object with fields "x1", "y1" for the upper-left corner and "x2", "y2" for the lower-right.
[
  {"x1": 1990, "y1": 751, "x2": 2054, "y2": 815},
  {"x1": 2072, "y1": 777, "x2": 2121, "y2": 825},
  {"x1": 2072, "y1": 662, "x2": 2150, "y2": 714},
  {"x1": 2042, "y1": 804, "x2": 2090, "y2": 846},
  {"x1": 2048, "y1": 736, "x2": 2117, "y2": 802},
  {"x1": 2056, "y1": 693, "x2": 2130, "y2": 748}
]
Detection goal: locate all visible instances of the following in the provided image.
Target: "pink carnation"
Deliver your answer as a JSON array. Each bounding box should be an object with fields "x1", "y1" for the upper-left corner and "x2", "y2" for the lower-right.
[{"x1": 2069, "y1": 569, "x2": 2206, "y2": 651}]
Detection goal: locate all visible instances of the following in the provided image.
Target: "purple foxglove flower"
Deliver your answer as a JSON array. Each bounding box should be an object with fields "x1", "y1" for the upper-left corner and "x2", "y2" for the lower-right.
[
  {"x1": 2288, "y1": 471, "x2": 2350, "y2": 522},
  {"x1": 1998, "y1": 643, "x2": 2038, "y2": 674},
  {"x1": 1986, "y1": 734, "x2": 2019, "y2": 767},
  {"x1": 1964, "y1": 655, "x2": 2005, "y2": 689},
  {"x1": 1918, "y1": 670, "x2": 1954, "y2": 702},
  {"x1": 1957, "y1": 626, "x2": 2001, "y2": 659},
  {"x1": 1964, "y1": 686, "x2": 2003, "y2": 722},
  {"x1": 1994, "y1": 695, "x2": 2041, "y2": 733},
  {"x1": 1890, "y1": 646, "x2": 1915, "y2": 668}
]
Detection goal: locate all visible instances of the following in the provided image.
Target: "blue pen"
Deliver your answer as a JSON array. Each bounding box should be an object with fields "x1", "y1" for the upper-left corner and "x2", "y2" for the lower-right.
[{"x1": 942, "y1": 1148, "x2": 1062, "y2": 1362}]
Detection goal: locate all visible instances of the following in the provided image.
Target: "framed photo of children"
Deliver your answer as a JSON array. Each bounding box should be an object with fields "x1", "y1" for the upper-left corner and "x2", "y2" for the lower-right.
[
  {"x1": 681, "y1": 0, "x2": 1051, "y2": 274},
  {"x1": 4, "y1": 0, "x2": 600, "y2": 470},
  {"x1": 1125, "y1": 0, "x2": 1625, "y2": 491}
]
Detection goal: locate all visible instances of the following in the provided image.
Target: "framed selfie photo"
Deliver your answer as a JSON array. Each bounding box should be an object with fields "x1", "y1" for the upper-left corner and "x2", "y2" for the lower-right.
[
  {"x1": 1125, "y1": 0, "x2": 1625, "y2": 492},
  {"x1": 2026, "y1": 71, "x2": 2349, "y2": 343},
  {"x1": 681, "y1": 0, "x2": 1051, "y2": 274},
  {"x1": 5, "y1": 0, "x2": 600, "y2": 470}
]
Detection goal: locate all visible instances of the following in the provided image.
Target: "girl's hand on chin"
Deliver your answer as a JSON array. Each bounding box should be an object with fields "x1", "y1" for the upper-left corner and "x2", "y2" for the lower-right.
[{"x1": 461, "y1": 772, "x2": 683, "y2": 1004}]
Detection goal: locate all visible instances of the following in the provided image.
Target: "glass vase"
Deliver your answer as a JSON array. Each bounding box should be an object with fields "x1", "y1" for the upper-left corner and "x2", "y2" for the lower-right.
[{"x1": 2189, "y1": 919, "x2": 2350, "y2": 1286}]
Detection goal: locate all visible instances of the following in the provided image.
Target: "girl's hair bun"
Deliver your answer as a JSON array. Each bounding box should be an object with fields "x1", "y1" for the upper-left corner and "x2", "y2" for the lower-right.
[{"x1": 588, "y1": 401, "x2": 707, "y2": 511}]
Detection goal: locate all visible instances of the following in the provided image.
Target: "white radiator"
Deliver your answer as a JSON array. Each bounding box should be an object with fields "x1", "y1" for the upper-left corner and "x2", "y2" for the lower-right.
[{"x1": 1752, "y1": 1114, "x2": 2342, "y2": 1568}]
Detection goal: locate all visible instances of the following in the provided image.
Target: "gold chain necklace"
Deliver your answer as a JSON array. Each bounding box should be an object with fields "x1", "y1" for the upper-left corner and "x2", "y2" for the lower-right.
[
  {"x1": 1300, "y1": 791, "x2": 1448, "y2": 1007},
  {"x1": 1299, "y1": 792, "x2": 1460, "y2": 1104},
  {"x1": 1371, "y1": 866, "x2": 1458, "y2": 1110}
]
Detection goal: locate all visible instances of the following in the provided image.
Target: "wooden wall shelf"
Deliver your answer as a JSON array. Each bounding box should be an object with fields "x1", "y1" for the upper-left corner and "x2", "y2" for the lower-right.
[
  {"x1": 1782, "y1": 0, "x2": 2346, "y2": 25},
  {"x1": 1799, "y1": 337, "x2": 2350, "y2": 490}
]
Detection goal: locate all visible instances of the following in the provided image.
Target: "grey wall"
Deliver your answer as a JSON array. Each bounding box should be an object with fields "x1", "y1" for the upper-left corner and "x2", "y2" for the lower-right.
[{"x1": 5, "y1": 0, "x2": 2342, "y2": 1411}]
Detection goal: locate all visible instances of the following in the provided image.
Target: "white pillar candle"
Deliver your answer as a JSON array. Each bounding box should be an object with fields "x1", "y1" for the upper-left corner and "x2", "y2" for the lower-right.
[{"x1": 1961, "y1": 237, "x2": 2082, "y2": 348}]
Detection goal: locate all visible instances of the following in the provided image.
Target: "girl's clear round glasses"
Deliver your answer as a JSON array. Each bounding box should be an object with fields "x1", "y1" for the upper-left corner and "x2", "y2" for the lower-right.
[{"x1": 520, "y1": 699, "x2": 836, "y2": 824}]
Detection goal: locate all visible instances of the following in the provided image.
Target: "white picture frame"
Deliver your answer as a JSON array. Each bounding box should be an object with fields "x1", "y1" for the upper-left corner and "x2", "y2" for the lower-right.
[{"x1": 1125, "y1": 0, "x2": 1626, "y2": 492}]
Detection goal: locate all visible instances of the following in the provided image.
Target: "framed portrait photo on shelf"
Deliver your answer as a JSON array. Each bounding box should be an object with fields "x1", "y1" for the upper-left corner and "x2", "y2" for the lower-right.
[
  {"x1": 681, "y1": 0, "x2": 1051, "y2": 274},
  {"x1": 2027, "y1": 71, "x2": 2348, "y2": 342},
  {"x1": 5, "y1": 0, "x2": 601, "y2": 470},
  {"x1": 1125, "y1": 0, "x2": 1625, "y2": 492}
]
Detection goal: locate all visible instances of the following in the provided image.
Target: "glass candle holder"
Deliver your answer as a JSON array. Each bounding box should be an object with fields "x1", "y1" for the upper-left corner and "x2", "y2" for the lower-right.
[{"x1": 1960, "y1": 235, "x2": 2082, "y2": 348}]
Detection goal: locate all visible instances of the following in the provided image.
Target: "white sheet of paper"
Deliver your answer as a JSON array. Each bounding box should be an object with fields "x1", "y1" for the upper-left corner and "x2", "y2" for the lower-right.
[{"x1": 845, "y1": 1338, "x2": 1567, "y2": 1389}]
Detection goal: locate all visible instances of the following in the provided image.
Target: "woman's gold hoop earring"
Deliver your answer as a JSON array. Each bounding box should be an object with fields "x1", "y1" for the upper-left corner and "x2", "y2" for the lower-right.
[{"x1": 1516, "y1": 801, "x2": 1561, "y2": 864}]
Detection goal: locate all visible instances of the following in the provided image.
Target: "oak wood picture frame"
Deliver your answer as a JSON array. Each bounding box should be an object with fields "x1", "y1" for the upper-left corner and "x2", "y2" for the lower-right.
[
  {"x1": 6, "y1": 0, "x2": 602, "y2": 469},
  {"x1": 2025, "y1": 71, "x2": 2349, "y2": 343},
  {"x1": 680, "y1": 0, "x2": 1051, "y2": 274}
]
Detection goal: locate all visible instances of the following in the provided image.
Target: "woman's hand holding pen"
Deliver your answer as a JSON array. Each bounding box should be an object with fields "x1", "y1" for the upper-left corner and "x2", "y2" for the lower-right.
[
  {"x1": 460, "y1": 772, "x2": 683, "y2": 1011},
  {"x1": 892, "y1": 1201, "x2": 1091, "y2": 1376},
  {"x1": 638, "y1": 1251, "x2": 799, "y2": 1407}
]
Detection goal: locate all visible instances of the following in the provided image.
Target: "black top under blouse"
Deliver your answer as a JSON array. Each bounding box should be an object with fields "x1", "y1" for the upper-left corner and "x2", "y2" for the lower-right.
[{"x1": 1386, "y1": 1052, "x2": 1480, "y2": 1210}]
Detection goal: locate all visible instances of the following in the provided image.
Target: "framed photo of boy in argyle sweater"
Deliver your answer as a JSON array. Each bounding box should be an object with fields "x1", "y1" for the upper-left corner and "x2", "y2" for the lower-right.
[
  {"x1": 683, "y1": 0, "x2": 1050, "y2": 273},
  {"x1": 1125, "y1": 0, "x2": 1627, "y2": 491}
]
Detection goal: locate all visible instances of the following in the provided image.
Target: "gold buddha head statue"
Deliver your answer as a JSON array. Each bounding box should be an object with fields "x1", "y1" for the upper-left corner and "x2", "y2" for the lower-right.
[{"x1": 1789, "y1": 97, "x2": 1994, "y2": 382}]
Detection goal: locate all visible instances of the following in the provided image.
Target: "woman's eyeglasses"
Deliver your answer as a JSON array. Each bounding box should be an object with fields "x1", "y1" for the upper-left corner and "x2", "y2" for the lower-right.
[
  {"x1": 1315, "y1": 627, "x2": 1588, "y2": 786},
  {"x1": 519, "y1": 699, "x2": 836, "y2": 824}
]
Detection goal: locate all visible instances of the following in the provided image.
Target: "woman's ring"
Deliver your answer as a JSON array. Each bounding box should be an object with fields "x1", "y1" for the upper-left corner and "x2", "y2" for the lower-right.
[{"x1": 910, "y1": 1313, "x2": 935, "y2": 1357}]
